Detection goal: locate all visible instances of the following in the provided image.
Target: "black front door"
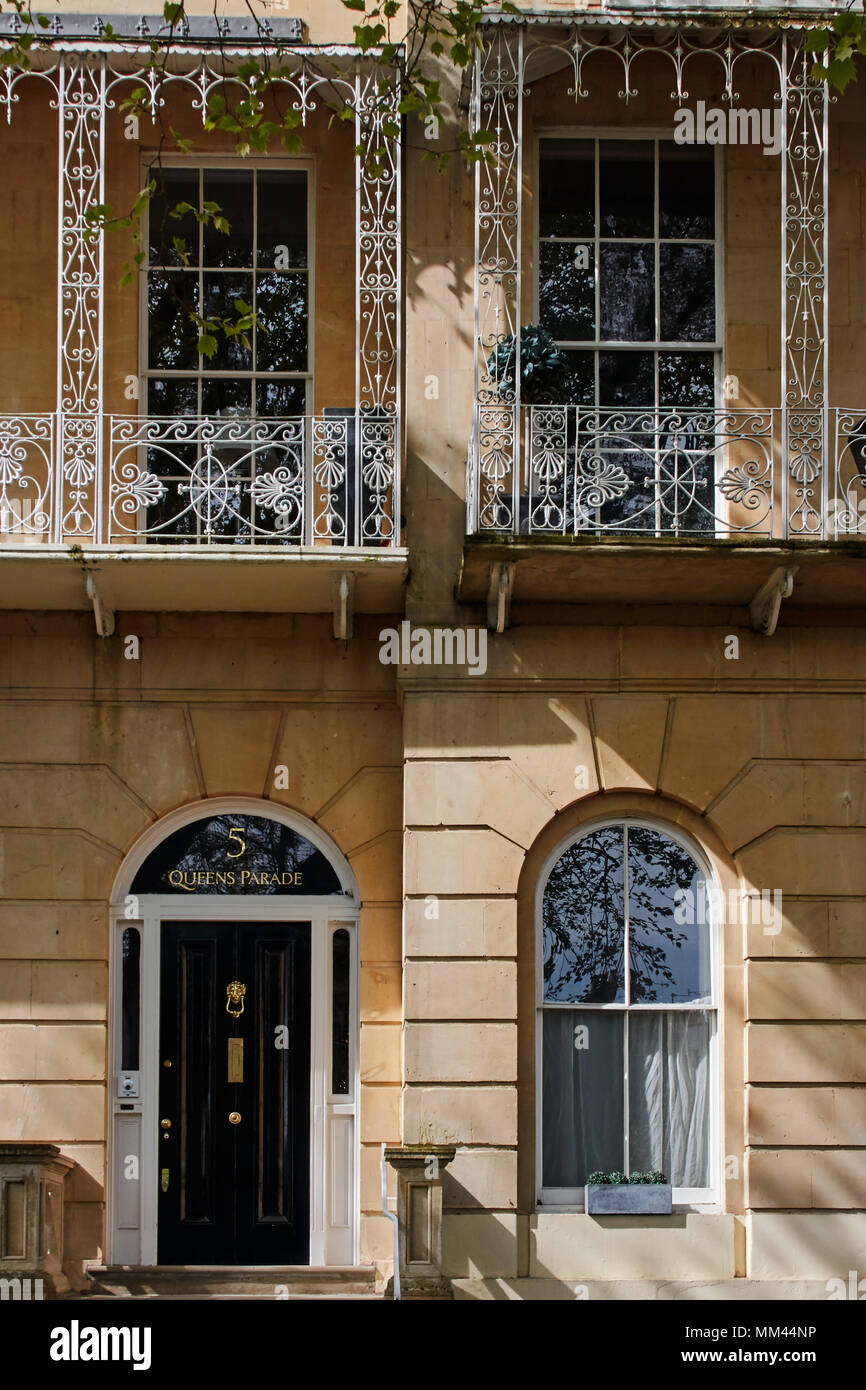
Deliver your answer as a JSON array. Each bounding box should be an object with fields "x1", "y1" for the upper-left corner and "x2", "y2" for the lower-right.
[{"x1": 158, "y1": 920, "x2": 311, "y2": 1265}]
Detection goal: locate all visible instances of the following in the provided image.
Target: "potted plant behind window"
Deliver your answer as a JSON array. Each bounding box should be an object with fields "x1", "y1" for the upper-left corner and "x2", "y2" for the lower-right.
[
  {"x1": 485, "y1": 324, "x2": 570, "y2": 405},
  {"x1": 585, "y1": 1170, "x2": 673, "y2": 1215}
]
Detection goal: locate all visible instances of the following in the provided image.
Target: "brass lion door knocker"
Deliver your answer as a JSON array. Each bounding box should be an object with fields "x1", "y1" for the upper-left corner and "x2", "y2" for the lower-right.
[{"x1": 226, "y1": 981, "x2": 246, "y2": 1018}]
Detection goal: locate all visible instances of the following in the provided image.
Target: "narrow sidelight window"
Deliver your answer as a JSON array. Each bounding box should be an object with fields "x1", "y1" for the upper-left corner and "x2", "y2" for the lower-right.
[
  {"x1": 121, "y1": 925, "x2": 141, "y2": 1071},
  {"x1": 331, "y1": 929, "x2": 351, "y2": 1096}
]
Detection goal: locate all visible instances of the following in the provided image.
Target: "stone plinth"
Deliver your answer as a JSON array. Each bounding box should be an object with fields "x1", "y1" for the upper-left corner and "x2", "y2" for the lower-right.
[
  {"x1": 0, "y1": 1143, "x2": 75, "y2": 1298},
  {"x1": 384, "y1": 1145, "x2": 457, "y2": 1299}
]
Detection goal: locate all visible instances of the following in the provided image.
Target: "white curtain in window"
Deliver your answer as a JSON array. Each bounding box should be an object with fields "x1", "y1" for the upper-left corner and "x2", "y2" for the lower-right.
[
  {"x1": 628, "y1": 1011, "x2": 711, "y2": 1187},
  {"x1": 542, "y1": 1008, "x2": 711, "y2": 1188}
]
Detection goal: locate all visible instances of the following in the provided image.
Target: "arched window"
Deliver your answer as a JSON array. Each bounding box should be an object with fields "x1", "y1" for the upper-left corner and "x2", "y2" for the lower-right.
[{"x1": 538, "y1": 820, "x2": 716, "y2": 1205}]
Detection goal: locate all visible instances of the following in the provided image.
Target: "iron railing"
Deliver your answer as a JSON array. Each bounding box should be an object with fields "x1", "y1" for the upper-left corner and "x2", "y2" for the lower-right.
[
  {"x1": 467, "y1": 406, "x2": 866, "y2": 541},
  {"x1": 0, "y1": 413, "x2": 400, "y2": 548}
]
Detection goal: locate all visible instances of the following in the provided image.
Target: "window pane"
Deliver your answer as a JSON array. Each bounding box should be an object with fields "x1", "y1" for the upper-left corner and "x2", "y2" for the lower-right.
[
  {"x1": 202, "y1": 170, "x2": 253, "y2": 267},
  {"x1": 539, "y1": 139, "x2": 594, "y2": 239},
  {"x1": 659, "y1": 245, "x2": 715, "y2": 342},
  {"x1": 659, "y1": 144, "x2": 714, "y2": 239},
  {"x1": 658, "y1": 353, "x2": 715, "y2": 407},
  {"x1": 121, "y1": 927, "x2": 140, "y2": 1071},
  {"x1": 256, "y1": 272, "x2": 308, "y2": 372},
  {"x1": 147, "y1": 378, "x2": 198, "y2": 415},
  {"x1": 147, "y1": 271, "x2": 199, "y2": 370},
  {"x1": 600, "y1": 142, "x2": 653, "y2": 237},
  {"x1": 202, "y1": 273, "x2": 254, "y2": 371},
  {"x1": 201, "y1": 378, "x2": 252, "y2": 416},
  {"x1": 600, "y1": 244, "x2": 654, "y2": 341},
  {"x1": 539, "y1": 242, "x2": 594, "y2": 342},
  {"x1": 332, "y1": 929, "x2": 351, "y2": 1095},
  {"x1": 256, "y1": 380, "x2": 307, "y2": 416},
  {"x1": 598, "y1": 351, "x2": 654, "y2": 407},
  {"x1": 628, "y1": 1010, "x2": 711, "y2": 1187},
  {"x1": 258, "y1": 170, "x2": 307, "y2": 268},
  {"x1": 148, "y1": 168, "x2": 199, "y2": 266},
  {"x1": 543, "y1": 825, "x2": 625, "y2": 1003},
  {"x1": 542, "y1": 1009, "x2": 624, "y2": 1187},
  {"x1": 562, "y1": 351, "x2": 595, "y2": 406},
  {"x1": 627, "y1": 826, "x2": 711, "y2": 1004}
]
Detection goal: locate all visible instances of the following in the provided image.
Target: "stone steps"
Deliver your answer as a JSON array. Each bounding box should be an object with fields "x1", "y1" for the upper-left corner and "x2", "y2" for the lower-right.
[{"x1": 83, "y1": 1265, "x2": 383, "y2": 1300}]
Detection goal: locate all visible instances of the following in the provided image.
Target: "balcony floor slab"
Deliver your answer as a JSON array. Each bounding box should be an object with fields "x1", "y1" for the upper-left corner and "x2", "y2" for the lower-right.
[
  {"x1": 0, "y1": 546, "x2": 408, "y2": 615},
  {"x1": 458, "y1": 537, "x2": 866, "y2": 616}
]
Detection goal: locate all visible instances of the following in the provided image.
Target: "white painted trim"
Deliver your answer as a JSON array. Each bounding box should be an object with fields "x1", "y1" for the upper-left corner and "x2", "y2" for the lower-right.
[
  {"x1": 138, "y1": 152, "x2": 315, "y2": 414},
  {"x1": 107, "y1": 801, "x2": 359, "y2": 1267},
  {"x1": 534, "y1": 814, "x2": 720, "y2": 1211}
]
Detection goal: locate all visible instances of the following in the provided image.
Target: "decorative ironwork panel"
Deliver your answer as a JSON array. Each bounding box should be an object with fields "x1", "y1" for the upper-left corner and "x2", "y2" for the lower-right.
[
  {"x1": 831, "y1": 410, "x2": 866, "y2": 536},
  {"x1": 0, "y1": 416, "x2": 55, "y2": 541},
  {"x1": 522, "y1": 405, "x2": 776, "y2": 538},
  {"x1": 109, "y1": 415, "x2": 307, "y2": 543},
  {"x1": 57, "y1": 56, "x2": 105, "y2": 542},
  {"x1": 355, "y1": 69, "x2": 401, "y2": 421},
  {"x1": 781, "y1": 34, "x2": 828, "y2": 537},
  {"x1": 473, "y1": 25, "x2": 523, "y2": 533}
]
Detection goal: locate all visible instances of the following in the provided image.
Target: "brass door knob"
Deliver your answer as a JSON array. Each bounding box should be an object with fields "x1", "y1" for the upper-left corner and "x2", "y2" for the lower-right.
[
  {"x1": 160, "y1": 1119, "x2": 171, "y2": 1129},
  {"x1": 228, "y1": 1112, "x2": 241, "y2": 1125}
]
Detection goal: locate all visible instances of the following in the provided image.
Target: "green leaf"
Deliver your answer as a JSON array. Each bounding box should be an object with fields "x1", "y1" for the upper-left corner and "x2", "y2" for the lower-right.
[
  {"x1": 833, "y1": 13, "x2": 862, "y2": 36},
  {"x1": 827, "y1": 54, "x2": 858, "y2": 91},
  {"x1": 163, "y1": 2, "x2": 185, "y2": 24},
  {"x1": 805, "y1": 30, "x2": 831, "y2": 54},
  {"x1": 172, "y1": 236, "x2": 189, "y2": 264},
  {"x1": 234, "y1": 298, "x2": 251, "y2": 316},
  {"x1": 342, "y1": 0, "x2": 367, "y2": 10},
  {"x1": 356, "y1": 23, "x2": 386, "y2": 53},
  {"x1": 197, "y1": 333, "x2": 218, "y2": 359}
]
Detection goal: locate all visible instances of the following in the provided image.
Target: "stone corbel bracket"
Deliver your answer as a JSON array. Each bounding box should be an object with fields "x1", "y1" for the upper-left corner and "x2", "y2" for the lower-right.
[
  {"x1": 333, "y1": 571, "x2": 356, "y2": 641},
  {"x1": 487, "y1": 561, "x2": 514, "y2": 634},
  {"x1": 749, "y1": 566, "x2": 797, "y2": 636},
  {"x1": 85, "y1": 571, "x2": 115, "y2": 638}
]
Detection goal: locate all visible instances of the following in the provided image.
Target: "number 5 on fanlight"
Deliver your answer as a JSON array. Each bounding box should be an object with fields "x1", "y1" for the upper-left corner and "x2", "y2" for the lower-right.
[{"x1": 227, "y1": 828, "x2": 246, "y2": 859}]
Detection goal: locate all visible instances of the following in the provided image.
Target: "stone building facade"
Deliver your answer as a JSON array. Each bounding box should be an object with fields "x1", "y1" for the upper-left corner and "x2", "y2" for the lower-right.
[{"x1": 0, "y1": 0, "x2": 864, "y2": 1300}]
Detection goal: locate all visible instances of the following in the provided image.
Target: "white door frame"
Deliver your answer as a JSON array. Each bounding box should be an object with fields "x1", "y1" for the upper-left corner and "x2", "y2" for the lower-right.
[{"x1": 106, "y1": 798, "x2": 360, "y2": 1268}]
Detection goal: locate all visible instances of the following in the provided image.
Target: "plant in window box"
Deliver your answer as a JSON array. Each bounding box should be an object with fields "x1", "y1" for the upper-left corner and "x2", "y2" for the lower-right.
[
  {"x1": 585, "y1": 1170, "x2": 672, "y2": 1215},
  {"x1": 485, "y1": 325, "x2": 570, "y2": 405}
]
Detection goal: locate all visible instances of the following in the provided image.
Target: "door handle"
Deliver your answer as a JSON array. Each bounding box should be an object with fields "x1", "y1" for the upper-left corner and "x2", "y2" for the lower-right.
[
  {"x1": 160, "y1": 1118, "x2": 171, "y2": 1140},
  {"x1": 228, "y1": 1111, "x2": 242, "y2": 1125}
]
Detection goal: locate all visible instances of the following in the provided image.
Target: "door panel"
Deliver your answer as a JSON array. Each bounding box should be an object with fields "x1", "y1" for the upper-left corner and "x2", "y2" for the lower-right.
[{"x1": 158, "y1": 920, "x2": 311, "y2": 1265}]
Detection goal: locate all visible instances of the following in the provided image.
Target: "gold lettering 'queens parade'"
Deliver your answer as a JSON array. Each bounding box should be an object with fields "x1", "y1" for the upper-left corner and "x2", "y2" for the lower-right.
[
  {"x1": 167, "y1": 869, "x2": 304, "y2": 891},
  {"x1": 130, "y1": 813, "x2": 345, "y2": 896}
]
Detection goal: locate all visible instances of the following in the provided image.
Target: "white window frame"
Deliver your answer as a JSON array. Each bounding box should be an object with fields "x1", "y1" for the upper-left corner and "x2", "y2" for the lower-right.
[
  {"x1": 533, "y1": 129, "x2": 724, "y2": 403},
  {"x1": 138, "y1": 152, "x2": 316, "y2": 417},
  {"x1": 106, "y1": 799, "x2": 360, "y2": 1269},
  {"x1": 535, "y1": 815, "x2": 720, "y2": 1212}
]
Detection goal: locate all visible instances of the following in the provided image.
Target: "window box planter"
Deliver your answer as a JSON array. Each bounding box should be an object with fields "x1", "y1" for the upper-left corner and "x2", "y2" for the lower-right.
[{"x1": 584, "y1": 1183, "x2": 673, "y2": 1215}]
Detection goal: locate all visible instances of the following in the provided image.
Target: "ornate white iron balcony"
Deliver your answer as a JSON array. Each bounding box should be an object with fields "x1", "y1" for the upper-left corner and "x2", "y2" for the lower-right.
[
  {"x1": 0, "y1": 413, "x2": 399, "y2": 548},
  {"x1": 468, "y1": 405, "x2": 866, "y2": 542}
]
